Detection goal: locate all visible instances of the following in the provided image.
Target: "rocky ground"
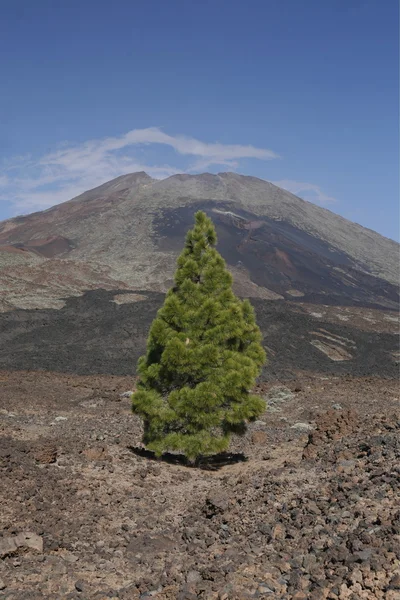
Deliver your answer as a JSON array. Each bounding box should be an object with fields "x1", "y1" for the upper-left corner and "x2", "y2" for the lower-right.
[
  {"x1": 0, "y1": 290, "x2": 398, "y2": 380},
  {"x1": 0, "y1": 370, "x2": 399, "y2": 599}
]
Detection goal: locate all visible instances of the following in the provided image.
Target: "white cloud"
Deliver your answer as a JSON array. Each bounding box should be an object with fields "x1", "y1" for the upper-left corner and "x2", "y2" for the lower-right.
[
  {"x1": 43, "y1": 127, "x2": 279, "y2": 165},
  {"x1": 0, "y1": 127, "x2": 278, "y2": 215},
  {"x1": 272, "y1": 179, "x2": 336, "y2": 205}
]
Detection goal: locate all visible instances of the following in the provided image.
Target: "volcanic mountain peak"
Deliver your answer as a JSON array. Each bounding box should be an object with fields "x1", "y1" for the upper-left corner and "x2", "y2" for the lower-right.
[{"x1": 0, "y1": 172, "x2": 398, "y2": 312}]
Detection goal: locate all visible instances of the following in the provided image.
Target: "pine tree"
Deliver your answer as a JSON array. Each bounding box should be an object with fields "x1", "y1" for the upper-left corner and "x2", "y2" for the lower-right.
[{"x1": 132, "y1": 211, "x2": 266, "y2": 460}]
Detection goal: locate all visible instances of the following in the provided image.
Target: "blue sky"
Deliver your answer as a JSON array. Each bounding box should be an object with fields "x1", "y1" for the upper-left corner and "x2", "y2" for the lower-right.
[{"x1": 0, "y1": 0, "x2": 398, "y2": 240}]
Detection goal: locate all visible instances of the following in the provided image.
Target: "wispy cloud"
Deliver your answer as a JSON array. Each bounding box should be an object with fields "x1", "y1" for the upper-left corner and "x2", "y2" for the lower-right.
[
  {"x1": 272, "y1": 179, "x2": 336, "y2": 205},
  {"x1": 0, "y1": 127, "x2": 278, "y2": 215}
]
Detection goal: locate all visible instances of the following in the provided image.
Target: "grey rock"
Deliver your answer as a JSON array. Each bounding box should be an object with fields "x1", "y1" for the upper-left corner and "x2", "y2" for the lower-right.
[
  {"x1": 355, "y1": 549, "x2": 374, "y2": 562},
  {"x1": 186, "y1": 570, "x2": 202, "y2": 583},
  {"x1": 75, "y1": 580, "x2": 85, "y2": 592},
  {"x1": 258, "y1": 584, "x2": 275, "y2": 594},
  {"x1": 266, "y1": 386, "x2": 294, "y2": 404},
  {"x1": 291, "y1": 422, "x2": 314, "y2": 431},
  {"x1": 388, "y1": 574, "x2": 400, "y2": 589},
  {"x1": 0, "y1": 532, "x2": 43, "y2": 558}
]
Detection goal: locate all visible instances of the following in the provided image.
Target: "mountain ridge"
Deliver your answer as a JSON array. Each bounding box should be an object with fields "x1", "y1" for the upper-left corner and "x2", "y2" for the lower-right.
[{"x1": 0, "y1": 172, "x2": 398, "y2": 312}]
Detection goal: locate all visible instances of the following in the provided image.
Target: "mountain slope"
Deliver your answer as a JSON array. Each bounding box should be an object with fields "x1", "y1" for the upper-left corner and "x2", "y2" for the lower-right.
[{"x1": 0, "y1": 172, "x2": 398, "y2": 311}]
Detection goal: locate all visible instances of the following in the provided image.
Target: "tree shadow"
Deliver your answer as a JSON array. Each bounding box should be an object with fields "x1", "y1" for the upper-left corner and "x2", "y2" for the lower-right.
[{"x1": 127, "y1": 446, "x2": 247, "y2": 470}]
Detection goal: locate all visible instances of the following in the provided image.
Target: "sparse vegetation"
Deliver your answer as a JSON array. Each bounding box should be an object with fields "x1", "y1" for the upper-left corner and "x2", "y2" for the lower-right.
[{"x1": 131, "y1": 211, "x2": 266, "y2": 459}]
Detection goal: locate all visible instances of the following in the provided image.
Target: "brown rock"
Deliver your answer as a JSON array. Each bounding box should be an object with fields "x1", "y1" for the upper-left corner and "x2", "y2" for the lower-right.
[
  {"x1": 350, "y1": 582, "x2": 363, "y2": 594},
  {"x1": 205, "y1": 492, "x2": 230, "y2": 516},
  {"x1": 83, "y1": 446, "x2": 108, "y2": 461},
  {"x1": 338, "y1": 583, "x2": 351, "y2": 599},
  {"x1": 126, "y1": 534, "x2": 175, "y2": 556},
  {"x1": 389, "y1": 574, "x2": 400, "y2": 590},
  {"x1": 251, "y1": 430, "x2": 267, "y2": 445},
  {"x1": 303, "y1": 409, "x2": 357, "y2": 460},
  {"x1": 309, "y1": 590, "x2": 329, "y2": 600},
  {"x1": 349, "y1": 568, "x2": 363, "y2": 585},
  {"x1": 272, "y1": 523, "x2": 286, "y2": 540},
  {"x1": 33, "y1": 442, "x2": 57, "y2": 464},
  {"x1": 0, "y1": 532, "x2": 43, "y2": 557}
]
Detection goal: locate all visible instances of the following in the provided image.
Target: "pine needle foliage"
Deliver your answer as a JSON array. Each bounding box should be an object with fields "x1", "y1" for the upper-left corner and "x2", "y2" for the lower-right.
[{"x1": 132, "y1": 211, "x2": 266, "y2": 460}]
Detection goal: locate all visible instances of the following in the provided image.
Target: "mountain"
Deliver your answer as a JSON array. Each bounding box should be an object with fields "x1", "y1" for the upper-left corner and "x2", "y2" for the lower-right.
[{"x1": 0, "y1": 172, "x2": 398, "y2": 312}]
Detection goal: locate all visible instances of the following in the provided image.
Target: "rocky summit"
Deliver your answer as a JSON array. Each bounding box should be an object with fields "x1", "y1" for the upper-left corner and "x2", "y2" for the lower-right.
[{"x1": 0, "y1": 172, "x2": 398, "y2": 311}]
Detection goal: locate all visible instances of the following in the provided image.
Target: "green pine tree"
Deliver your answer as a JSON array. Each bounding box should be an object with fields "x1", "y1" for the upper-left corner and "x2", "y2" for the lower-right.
[{"x1": 132, "y1": 211, "x2": 266, "y2": 460}]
